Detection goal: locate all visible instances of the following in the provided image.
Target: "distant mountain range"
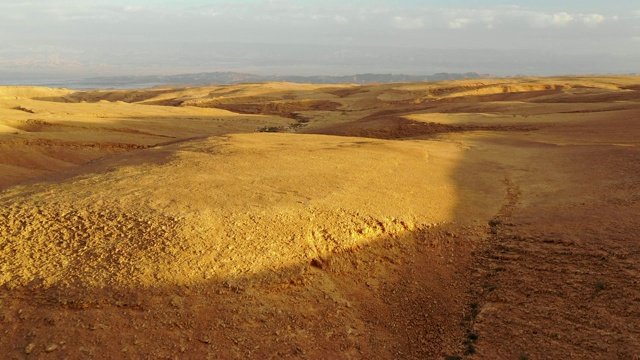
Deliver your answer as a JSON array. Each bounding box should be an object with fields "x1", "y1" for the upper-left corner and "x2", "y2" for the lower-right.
[{"x1": 74, "y1": 71, "x2": 493, "y2": 89}]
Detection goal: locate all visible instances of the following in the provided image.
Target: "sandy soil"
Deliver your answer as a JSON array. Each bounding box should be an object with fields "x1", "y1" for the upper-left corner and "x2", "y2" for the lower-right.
[{"x1": 0, "y1": 76, "x2": 639, "y2": 359}]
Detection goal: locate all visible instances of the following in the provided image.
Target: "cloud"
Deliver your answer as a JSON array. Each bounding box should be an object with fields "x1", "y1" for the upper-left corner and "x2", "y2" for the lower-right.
[
  {"x1": 448, "y1": 18, "x2": 470, "y2": 29},
  {"x1": 440, "y1": 8, "x2": 496, "y2": 29},
  {"x1": 392, "y1": 16, "x2": 424, "y2": 30},
  {"x1": 554, "y1": 12, "x2": 574, "y2": 25},
  {"x1": 580, "y1": 14, "x2": 605, "y2": 26},
  {"x1": 533, "y1": 12, "x2": 574, "y2": 27},
  {"x1": 2, "y1": 0, "x2": 639, "y2": 77}
]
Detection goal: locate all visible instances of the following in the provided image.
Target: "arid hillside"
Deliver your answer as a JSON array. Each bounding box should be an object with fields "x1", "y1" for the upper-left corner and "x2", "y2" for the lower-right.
[{"x1": 1, "y1": 77, "x2": 639, "y2": 359}]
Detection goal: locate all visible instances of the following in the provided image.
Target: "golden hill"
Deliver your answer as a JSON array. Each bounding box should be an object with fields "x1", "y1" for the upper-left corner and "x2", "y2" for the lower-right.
[{"x1": 1, "y1": 76, "x2": 639, "y2": 359}]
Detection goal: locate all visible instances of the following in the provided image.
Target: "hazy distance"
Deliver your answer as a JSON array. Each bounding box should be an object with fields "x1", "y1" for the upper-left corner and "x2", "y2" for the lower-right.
[{"x1": 1, "y1": 0, "x2": 639, "y2": 82}]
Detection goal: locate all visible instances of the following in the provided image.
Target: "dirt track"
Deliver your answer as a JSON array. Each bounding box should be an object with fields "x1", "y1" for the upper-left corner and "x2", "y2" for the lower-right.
[{"x1": 0, "y1": 77, "x2": 639, "y2": 359}]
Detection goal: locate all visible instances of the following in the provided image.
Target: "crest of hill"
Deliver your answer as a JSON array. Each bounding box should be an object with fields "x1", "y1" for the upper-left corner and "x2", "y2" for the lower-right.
[
  {"x1": 0, "y1": 86, "x2": 73, "y2": 99},
  {"x1": 31, "y1": 75, "x2": 638, "y2": 107}
]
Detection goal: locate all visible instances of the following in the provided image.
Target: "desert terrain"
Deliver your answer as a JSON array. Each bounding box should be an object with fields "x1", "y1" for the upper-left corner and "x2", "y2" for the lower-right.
[{"x1": 0, "y1": 77, "x2": 639, "y2": 359}]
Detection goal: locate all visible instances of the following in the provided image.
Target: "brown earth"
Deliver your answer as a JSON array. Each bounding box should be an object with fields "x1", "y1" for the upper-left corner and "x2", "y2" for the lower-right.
[{"x1": 0, "y1": 76, "x2": 639, "y2": 359}]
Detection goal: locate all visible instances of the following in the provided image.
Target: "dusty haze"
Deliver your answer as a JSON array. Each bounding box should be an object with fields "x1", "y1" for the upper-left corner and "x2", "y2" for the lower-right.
[{"x1": 2, "y1": 1, "x2": 640, "y2": 79}]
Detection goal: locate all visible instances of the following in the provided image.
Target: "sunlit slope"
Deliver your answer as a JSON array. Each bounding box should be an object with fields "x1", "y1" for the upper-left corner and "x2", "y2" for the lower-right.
[
  {"x1": 0, "y1": 93, "x2": 290, "y2": 188},
  {"x1": 0, "y1": 133, "x2": 469, "y2": 291},
  {"x1": 1, "y1": 75, "x2": 638, "y2": 201},
  {"x1": 0, "y1": 86, "x2": 74, "y2": 100}
]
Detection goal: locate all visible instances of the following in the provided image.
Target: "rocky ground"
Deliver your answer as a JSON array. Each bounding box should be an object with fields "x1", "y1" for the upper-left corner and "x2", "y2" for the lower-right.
[{"x1": 0, "y1": 77, "x2": 639, "y2": 359}]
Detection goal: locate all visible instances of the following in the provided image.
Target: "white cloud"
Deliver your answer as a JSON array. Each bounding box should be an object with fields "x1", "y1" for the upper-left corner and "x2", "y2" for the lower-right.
[
  {"x1": 553, "y1": 12, "x2": 574, "y2": 26},
  {"x1": 392, "y1": 16, "x2": 424, "y2": 30},
  {"x1": 531, "y1": 11, "x2": 573, "y2": 27},
  {"x1": 448, "y1": 18, "x2": 470, "y2": 29},
  {"x1": 438, "y1": 8, "x2": 496, "y2": 30},
  {"x1": 580, "y1": 13, "x2": 605, "y2": 26}
]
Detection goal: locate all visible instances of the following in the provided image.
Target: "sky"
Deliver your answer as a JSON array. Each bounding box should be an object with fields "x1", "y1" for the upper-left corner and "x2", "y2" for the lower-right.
[{"x1": 1, "y1": 0, "x2": 639, "y2": 80}]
